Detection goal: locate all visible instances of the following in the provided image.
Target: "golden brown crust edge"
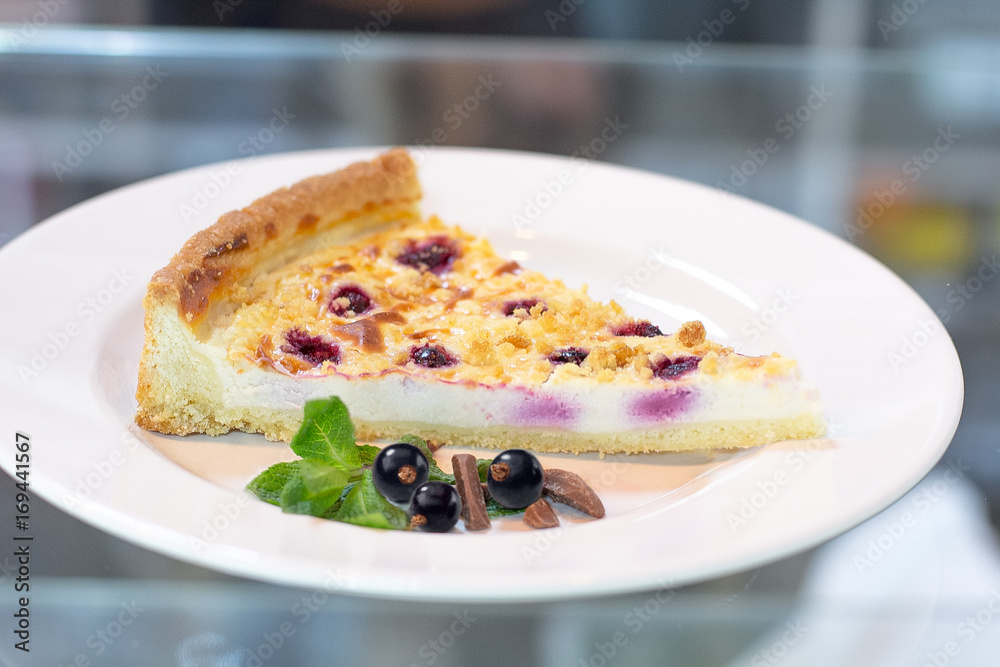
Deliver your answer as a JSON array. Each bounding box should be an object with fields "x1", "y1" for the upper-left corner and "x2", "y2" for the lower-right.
[
  {"x1": 136, "y1": 149, "x2": 421, "y2": 434},
  {"x1": 146, "y1": 148, "x2": 420, "y2": 324}
]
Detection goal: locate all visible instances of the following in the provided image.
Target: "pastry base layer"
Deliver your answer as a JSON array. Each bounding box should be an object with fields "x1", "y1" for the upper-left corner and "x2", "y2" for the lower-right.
[{"x1": 354, "y1": 416, "x2": 826, "y2": 454}]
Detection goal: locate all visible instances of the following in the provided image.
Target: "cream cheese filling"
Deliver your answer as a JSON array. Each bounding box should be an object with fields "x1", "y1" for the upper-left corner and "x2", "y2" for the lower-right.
[{"x1": 202, "y1": 342, "x2": 821, "y2": 434}]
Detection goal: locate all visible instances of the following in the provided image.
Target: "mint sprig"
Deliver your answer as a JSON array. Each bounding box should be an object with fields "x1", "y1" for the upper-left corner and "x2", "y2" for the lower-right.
[
  {"x1": 247, "y1": 396, "x2": 535, "y2": 530},
  {"x1": 248, "y1": 397, "x2": 426, "y2": 530}
]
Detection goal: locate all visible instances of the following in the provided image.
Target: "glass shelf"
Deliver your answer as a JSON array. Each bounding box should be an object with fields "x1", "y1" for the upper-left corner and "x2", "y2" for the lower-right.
[{"x1": 1, "y1": 25, "x2": 998, "y2": 667}]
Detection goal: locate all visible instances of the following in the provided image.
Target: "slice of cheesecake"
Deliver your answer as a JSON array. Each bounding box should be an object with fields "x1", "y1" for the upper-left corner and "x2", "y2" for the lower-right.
[{"x1": 136, "y1": 149, "x2": 824, "y2": 453}]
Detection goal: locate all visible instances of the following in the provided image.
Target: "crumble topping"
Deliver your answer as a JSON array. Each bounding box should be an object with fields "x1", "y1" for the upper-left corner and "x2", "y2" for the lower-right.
[{"x1": 216, "y1": 216, "x2": 793, "y2": 387}]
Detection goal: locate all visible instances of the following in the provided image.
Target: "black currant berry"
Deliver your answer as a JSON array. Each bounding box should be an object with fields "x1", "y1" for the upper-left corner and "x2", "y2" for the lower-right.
[
  {"x1": 548, "y1": 347, "x2": 588, "y2": 365},
  {"x1": 408, "y1": 481, "x2": 462, "y2": 532},
  {"x1": 395, "y1": 236, "x2": 459, "y2": 274},
  {"x1": 328, "y1": 285, "x2": 372, "y2": 317},
  {"x1": 409, "y1": 344, "x2": 457, "y2": 368},
  {"x1": 372, "y1": 443, "x2": 429, "y2": 504},
  {"x1": 486, "y1": 449, "x2": 544, "y2": 509},
  {"x1": 612, "y1": 321, "x2": 663, "y2": 337}
]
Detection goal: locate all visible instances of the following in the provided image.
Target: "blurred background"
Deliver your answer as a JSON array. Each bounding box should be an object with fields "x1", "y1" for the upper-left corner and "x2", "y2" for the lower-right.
[{"x1": 2, "y1": 1, "x2": 1000, "y2": 665}]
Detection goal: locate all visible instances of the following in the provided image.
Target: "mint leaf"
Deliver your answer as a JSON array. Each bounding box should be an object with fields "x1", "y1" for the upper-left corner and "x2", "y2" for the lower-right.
[
  {"x1": 290, "y1": 397, "x2": 363, "y2": 469},
  {"x1": 247, "y1": 461, "x2": 302, "y2": 505},
  {"x1": 357, "y1": 444, "x2": 380, "y2": 466},
  {"x1": 280, "y1": 460, "x2": 350, "y2": 517},
  {"x1": 339, "y1": 512, "x2": 393, "y2": 529},
  {"x1": 321, "y1": 482, "x2": 357, "y2": 519},
  {"x1": 335, "y1": 470, "x2": 408, "y2": 529},
  {"x1": 486, "y1": 498, "x2": 523, "y2": 518},
  {"x1": 476, "y1": 458, "x2": 492, "y2": 483},
  {"x1": 399, "y1": 434, "x2": 454, "y2": 484}
]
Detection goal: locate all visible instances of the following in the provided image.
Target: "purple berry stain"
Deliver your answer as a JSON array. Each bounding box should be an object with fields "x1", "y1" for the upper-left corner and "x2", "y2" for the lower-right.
[
  {"x1": 396, "y1": 236, "x2": 459, "y2": 274},
  {"x1": 503, "y1": 299, "x2": 547, "y2": 317},
  {"x1": 510, "y1": 392, "x2": 579, "y2": 427},
  {"x1": 652, "y1": 355, "x2": 701, "y2": 379},
  {"x1": 548, "y1": 347, "x2": 588, "y2": 365},
  {"x1": 281, "y1": 328, "x2": 341, "y2": 365},
  {"x1": 328, "y1": 285, "x2": 372, "y2": 317},
  {"x1": 410, "y1": 344, "x2": 457, "y2": 368},
  {"x1": 613, "y1": 321, "x2": 663, "y2": 337},
  {"x1": 629, "y1": 389, "x2": 694, "y2": 423}
]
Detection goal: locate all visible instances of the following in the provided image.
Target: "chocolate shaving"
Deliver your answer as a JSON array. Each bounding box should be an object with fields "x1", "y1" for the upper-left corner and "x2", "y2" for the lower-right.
[
  {"x1": 523, "y1": 498, "x2": 559, "y2": 529},
  {"x1": 543, "y1": 469, "x2": 605, "y2": 518},
  {"x1": 452, "y1": 454, "x2": 490, "y2": 531}
]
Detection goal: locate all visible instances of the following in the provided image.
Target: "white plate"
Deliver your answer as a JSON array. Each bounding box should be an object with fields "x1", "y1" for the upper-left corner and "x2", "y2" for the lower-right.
[{"x1": 0, "y1": 147, "x2": 963, "y2": 601}]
